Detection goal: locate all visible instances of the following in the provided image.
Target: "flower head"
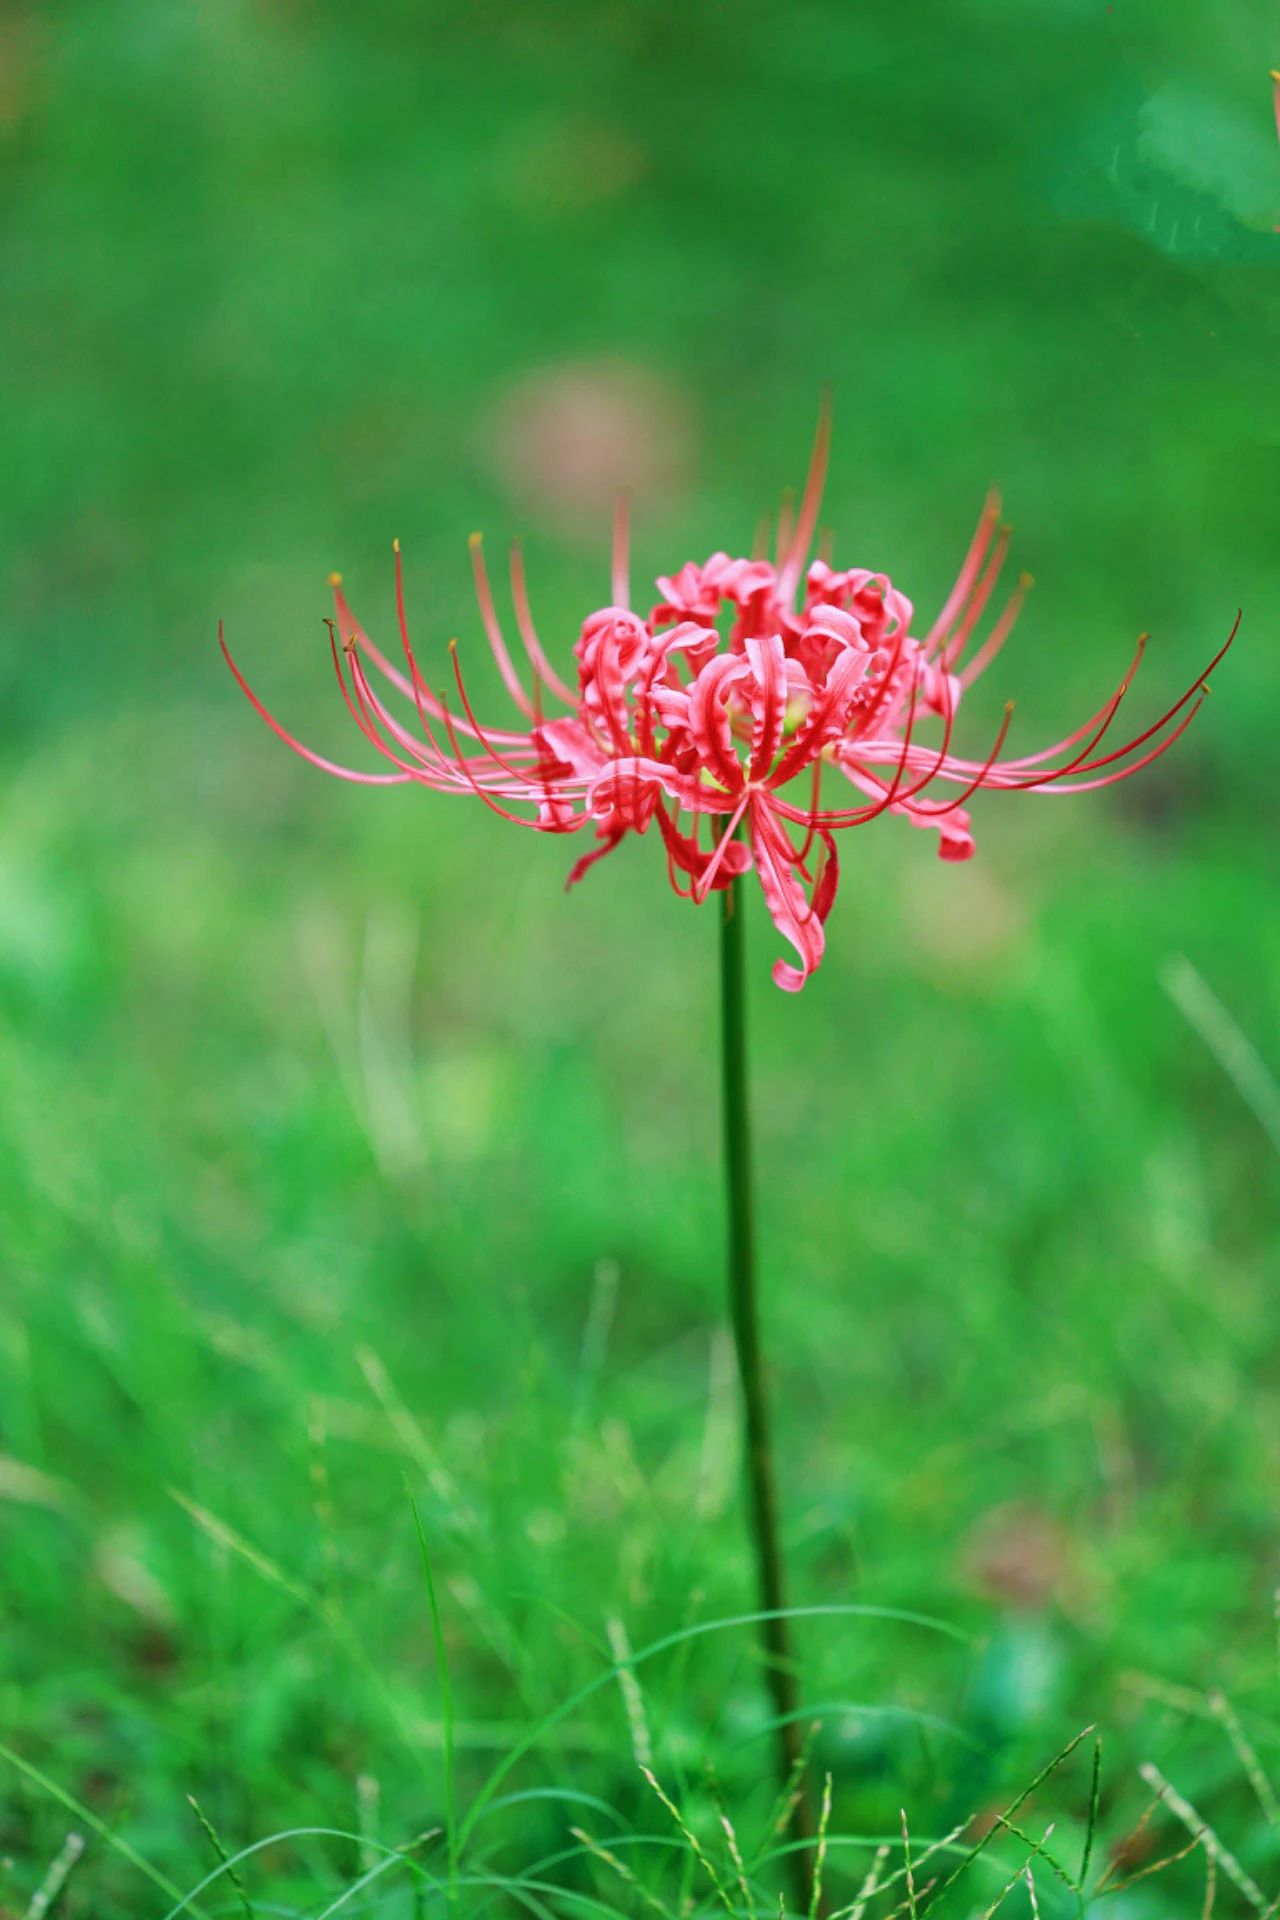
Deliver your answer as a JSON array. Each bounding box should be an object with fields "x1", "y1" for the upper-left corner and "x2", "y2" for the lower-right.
[{"x1": 222, "y1": 414, "x2": 1235, "y2": 990}]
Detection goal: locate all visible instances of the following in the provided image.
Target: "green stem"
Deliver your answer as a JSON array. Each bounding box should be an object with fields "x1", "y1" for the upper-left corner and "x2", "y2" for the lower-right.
[{"x1": 718, "y1": 875, "x2": 815, "y2": 1911}]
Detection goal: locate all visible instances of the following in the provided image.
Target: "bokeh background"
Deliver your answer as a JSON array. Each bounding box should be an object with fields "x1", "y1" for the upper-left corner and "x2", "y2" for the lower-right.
[{"x1": 2, "y1": 2, "x2": 1278, "y2": 1914}]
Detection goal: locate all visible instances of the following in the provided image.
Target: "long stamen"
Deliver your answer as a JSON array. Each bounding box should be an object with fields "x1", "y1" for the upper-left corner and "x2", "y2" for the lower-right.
[
  {"x1": 392, "y1": 539, "x2": 440, "y2": 730},
  {"x1": 330, "y1": 571, "x2": 424, "y2": 709},
  {"x1": 796, "y1": 839, "x2": 827, "y2": 929},
  {"x1": 220, "y1": 623, "x2": 410, "y2": 786},
  {"x1": 390, "y1": 540, "x2": 476, "y2": 766},
  {"x1": 909, "y1": 701, "x2": 1016, "y2": 816},
  {"x1": 657, "y1": 799, "x2": 699, "y2": 900},
  {"x1": 846, "y1": 620, "x2": 910, "y2": 744},
  {"x1": 332, "y1": 625, "x2": 429, "y2": 776},
  {"x1": 449, "y1": 639, "x2": 540, "y2": 782},
  {"x1": 434, "y1": 693, "x2": 551, "y2": 827},
  {"x1": 906, "y1": 630, "x2": 1150, "y2": 796},
  {"x1": 867, "y1": 661, "x2": 924, "y2": 816},
  {"x1": 337, "y1": 611, "x2": 477, "y2": 786},
  {"x1": 807, "y1": 665, "x2": 932, "y2": 829},
  {"x1": 774, "y1": 491, "x2": 795, "y2": 569},
  {"x1": 897, "y1": 649, "x2": 960, "y2": 802},
  {"x1": 1027, "y1": 613, "x2": 1238, "y2": 784},
  {"x1": 958, "y1": 571, "x2": 1033, "y2": 689},
  {"x1": 762, "y1": 801, "x2": 815, "y2": 882},
  {"x1": 794, "y1": 820, "x2": 838, "y2": 931},
  {"x1": 814, "y1": 639, "x2": 1137, "y2": 820},
  {"x1": 693, "y1": 792, "x2": 752, "y2": 903},
  {"x1": 937, "y1": 525, "x2": 1010, "y2": 672},
  {"x1": 352, "y1": 617, "x2": 547, "y2": 790},
  {"x1": 959, "y1": 632, "x2": 1150, "y2": 778},
  {"x1": 922, "y1": 492, "x2": 1001, "y2": 658},
  {"x1": 345, "y1": 649, "x2": 470, "y2": 788},
  {"x1": 777, "y1": 392, "x2": 833, "y2": 603},
  {"x1": 470, "y1": 533, "x2": 535, "y2": 718},
  {"x1": 1002, "y1": 656, "x2": 1146, "y2": 788},
  {"x1": 509, "y1": 542, "x2": 578, "y2": 705},
  {"x1": 1022, "y1": 696, "x2": 1207, "y2": 793},
  {"x1": 344, "y1": 555, "x2": 528, "y2": 751},
  {"x1": 346, "y1": 640, "x2": 542, "y2": 796},
  {"x1": 795, "y1": 755, "x2": 826, "y2": 867},
  {"x1": 612, "y1": 493, "x2": 631, "y2": 609}
]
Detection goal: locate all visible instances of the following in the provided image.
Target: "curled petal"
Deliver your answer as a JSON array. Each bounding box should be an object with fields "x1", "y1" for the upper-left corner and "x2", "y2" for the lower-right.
[
  {"x1": 744, "y1": 633, "x2": 789, "y2": 780},
  {"x1": 687, "y1": 653, "x2": 750, "y2": 794},
  {"x1": 576, "y1": 607, "x2": 650, "y2": 752},
  {"x1": 750, "y1": 799, "x2": 830, "y2": 992},
  {"x1": 587, "y1": 755, "x2": 718, "y2": 829},
  {"x1": 565, "y1": 826, "x2": 625, "y2": 889}
]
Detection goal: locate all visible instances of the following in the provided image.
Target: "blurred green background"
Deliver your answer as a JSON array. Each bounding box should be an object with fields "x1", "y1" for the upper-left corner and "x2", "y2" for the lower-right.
[{"x1": 2, "y1": 1, "x2": 1278, "y2": 1914}]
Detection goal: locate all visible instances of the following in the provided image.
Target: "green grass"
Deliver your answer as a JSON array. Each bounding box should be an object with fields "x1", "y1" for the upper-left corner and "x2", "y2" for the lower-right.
[{"x1": 2, "y1": 0, "x2": 1279, "y2": 1913}]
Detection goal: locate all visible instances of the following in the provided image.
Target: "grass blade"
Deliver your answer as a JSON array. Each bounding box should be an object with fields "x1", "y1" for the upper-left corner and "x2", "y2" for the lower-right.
[
  {"x1": 0, "y1": 1741, "x2": 186, "y2": 1909},
  {"x1": 409, "y1": 1484, "x2": 458, "y2": 1908}
]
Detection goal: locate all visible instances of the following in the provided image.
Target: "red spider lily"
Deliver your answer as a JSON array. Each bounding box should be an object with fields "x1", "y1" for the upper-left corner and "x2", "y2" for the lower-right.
[{"x1": 222, "y1": 417, "x2": 1235, "y2": 991}]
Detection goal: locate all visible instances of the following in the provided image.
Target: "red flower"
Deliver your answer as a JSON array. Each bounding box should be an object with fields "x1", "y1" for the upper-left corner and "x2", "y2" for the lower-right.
[{"x1": 223, "y1": 417, "x2": 1235, "y2": 990}]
